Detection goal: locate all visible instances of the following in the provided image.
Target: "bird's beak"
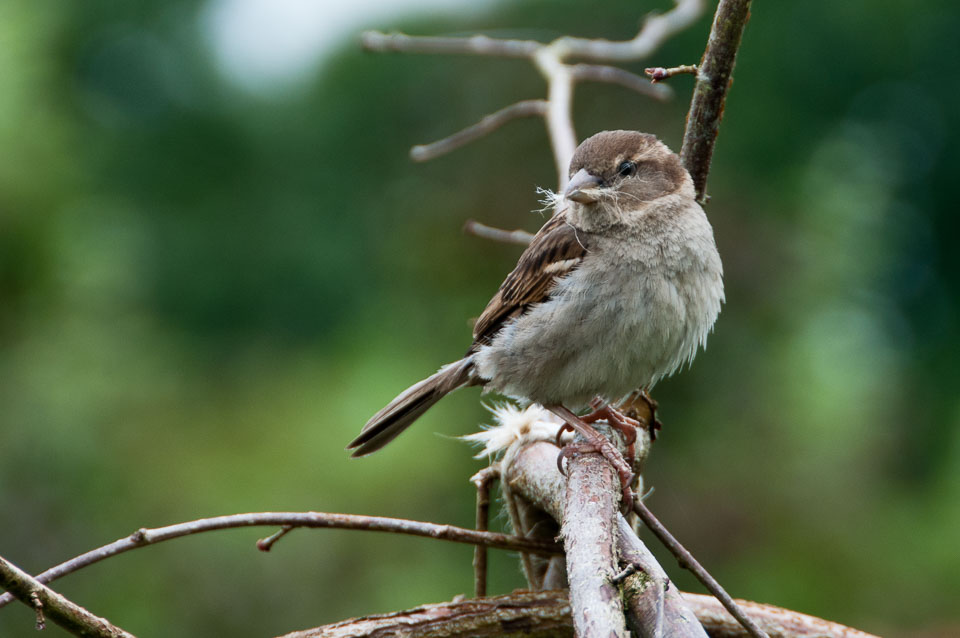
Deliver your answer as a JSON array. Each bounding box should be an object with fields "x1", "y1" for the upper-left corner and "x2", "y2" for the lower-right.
[{"x1": 564, "y1": 169, "x2": 603, "y2": 204}]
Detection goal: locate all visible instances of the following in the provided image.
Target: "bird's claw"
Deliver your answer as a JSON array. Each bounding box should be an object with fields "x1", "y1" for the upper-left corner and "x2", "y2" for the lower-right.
[{"x1": 555, "y1": 442, "x2": 597, "y2": 476}]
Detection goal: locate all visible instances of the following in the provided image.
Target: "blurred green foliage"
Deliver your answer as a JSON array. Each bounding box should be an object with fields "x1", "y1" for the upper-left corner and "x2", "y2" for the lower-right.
[{"x1": 1, "y1": 0, "x2": 958, "y2": 636}]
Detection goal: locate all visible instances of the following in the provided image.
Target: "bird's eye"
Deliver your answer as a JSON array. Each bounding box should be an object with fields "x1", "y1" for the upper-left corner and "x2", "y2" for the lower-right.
[{"x1": 617, "y1": 160, "x2": 637, "y2": 177}]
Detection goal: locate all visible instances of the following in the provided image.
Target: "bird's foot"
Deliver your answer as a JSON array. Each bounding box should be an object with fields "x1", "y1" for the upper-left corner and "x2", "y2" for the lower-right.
[
  {"x1": 548, "y1": 405, "x2": 635, "y2": 513},
  {"x1": 583, "y1": 398, "x2": 639, "y2": 465}
]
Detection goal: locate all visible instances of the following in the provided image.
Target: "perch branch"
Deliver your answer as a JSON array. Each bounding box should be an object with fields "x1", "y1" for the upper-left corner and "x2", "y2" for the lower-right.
[
  {"x1": 633, "y1": 499, "x2": 769, "y2": 638},
  {"x1": 279, "y1": 590, "x2": 881, "y2": 638},
  {"x1": 0, "y1": 554, "x2": 135, "y2": 638},
  {"x1": 680, "y1": 0, "x2": 753, "y2": 202},
  {"x1": 562, "y1": 451, "x2": 629, "y2": 638},
  {"x1": 501, "y1": 426, "x2": 705, "y2": 636},
  {"x1": 0, "y1": 512, "x2": 559, "y2": 611}
]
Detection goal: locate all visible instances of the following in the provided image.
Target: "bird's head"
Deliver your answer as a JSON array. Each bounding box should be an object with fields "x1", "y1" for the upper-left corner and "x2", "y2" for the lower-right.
[{"x1": 563, "y1": 131, "x2": 693, "y2": 225}]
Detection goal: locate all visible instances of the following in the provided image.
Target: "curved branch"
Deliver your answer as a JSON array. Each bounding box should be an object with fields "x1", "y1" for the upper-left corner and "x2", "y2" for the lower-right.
[
  {"x1": 410, "y1": 100, "x2": 547, "y2": 162},
  {"x1": 0, "y1": 512, "x2": 560, "y2": 611}
]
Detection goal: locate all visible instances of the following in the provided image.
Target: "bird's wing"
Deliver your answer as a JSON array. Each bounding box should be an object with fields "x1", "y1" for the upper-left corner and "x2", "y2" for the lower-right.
[{"x1": 471, "y1": 214, "x2": 588, "y2": 348}]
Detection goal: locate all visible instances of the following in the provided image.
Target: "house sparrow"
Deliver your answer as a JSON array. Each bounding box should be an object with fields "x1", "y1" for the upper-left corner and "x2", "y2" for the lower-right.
[{"x1": 349, "y1": 131, "x2": 724, "y2": 482}]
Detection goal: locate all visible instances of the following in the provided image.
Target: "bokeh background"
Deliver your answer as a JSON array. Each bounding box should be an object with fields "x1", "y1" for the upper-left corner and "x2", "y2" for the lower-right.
[{"x1": 1, "y1": 0, "x2": 958, "y2": 636}]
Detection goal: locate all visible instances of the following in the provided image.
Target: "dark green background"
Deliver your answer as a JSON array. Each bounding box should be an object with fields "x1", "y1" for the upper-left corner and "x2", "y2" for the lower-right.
[{"x1": 1, "y1": 1, "x2": 958, "y2": 636}]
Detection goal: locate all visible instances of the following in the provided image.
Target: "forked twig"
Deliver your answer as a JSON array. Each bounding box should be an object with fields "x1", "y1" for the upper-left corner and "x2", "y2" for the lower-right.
[{"x1": 362, "y1": 0, "x2": 705, "y2": 186}]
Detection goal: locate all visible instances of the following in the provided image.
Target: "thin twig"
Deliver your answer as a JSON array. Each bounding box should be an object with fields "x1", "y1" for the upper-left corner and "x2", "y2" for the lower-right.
[
  {"x1": 257, "y1": 525, "x2": 295, "y2": 552},
  {"x1": 463, "y1": 220, "x2": 535, "y2": 246},
  {"x1": 0, "y1": 512, "x2": 560, "y2": 611},
  {"x1": 680, "y1": 0, "x2": 753, "y2": 202},
  {"x1": 644, "y1": 64, "x2": 699, "y2": 82},
  {"x1": 0, "y1": 554, "x2": 136, "y2": 638},
  {"x1": 470, "y1": 466, "x2": 499, "y2": 597},
  {"x1": 411, "y1": 100, "x2": 547, "y2": 162},
  {"x1": 571, "y1": 64, "x2": 673, "y2": 100},
  {"x1": 633, "y1": 499, "x2": 770, "y2": 638}
]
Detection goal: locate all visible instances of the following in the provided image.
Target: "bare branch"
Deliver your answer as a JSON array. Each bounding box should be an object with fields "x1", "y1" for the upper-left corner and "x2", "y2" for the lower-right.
[
  {"x1": 500, "y1": 473, "x2": 547, "y2": 590},
  {"x1": 633, "y1": 499, "x2": 769, "y2": 638},
  {"x1": 280, "y1": 590, "x2": 573, "y2": 638},
  {"x1": 682, "y1": 593, "x2": 881, "y2": 638},
  {"x1": 551, "y1": 0, "x2": 706, "y2": 62},
  {"x1": 0, "y1": 512, "x2": 560, "y2": 611},
  {"x1": 532, "y1": 49, "x2": 578, "y2": 182},
  {"x1": 644, "y1": 64, "x2": 699, "y2": 82},
  {"x1": 571, "y1": 64, "x2": 673, "y2": 100},
  {"x1": 410, "y1": 100, "x2": 547, "y2": 162},
  {"x1": 0, "y1": 554, "x2": 135, "y2": 638},
  {"x1": 363, "y1": 0, "x2": 706, "y2": 186},
  {"x1": 680, "y1": 0, "x2": 753, "y2": 202},
  {"x1": 280, "y1": 590, "x2": 881, "y2": 638},
  {"x1": 463, "y1": 220, "x2": 535, "y2": 246},
  {"x1": 361, "y1": 31, "x2": 539, "y2": 59},
  {"x1": 470, "y1": 466, "x2": 499, "y2": 598}
]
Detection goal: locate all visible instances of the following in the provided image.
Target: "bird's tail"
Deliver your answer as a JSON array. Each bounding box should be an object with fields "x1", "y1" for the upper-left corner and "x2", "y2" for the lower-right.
[{"x1": 347, "y1": 357, "x2": 476, "y2": 457}]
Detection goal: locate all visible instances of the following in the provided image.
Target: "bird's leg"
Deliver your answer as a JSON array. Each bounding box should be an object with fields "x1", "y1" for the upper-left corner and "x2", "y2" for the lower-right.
[{"x1": 548, "y1": 405, "x2": 635, "y2": 510}]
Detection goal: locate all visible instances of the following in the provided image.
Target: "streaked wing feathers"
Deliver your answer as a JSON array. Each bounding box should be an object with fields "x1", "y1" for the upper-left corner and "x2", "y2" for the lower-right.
[{"x1": 471, "y1": 215, "x2": 588, "y2": 348}]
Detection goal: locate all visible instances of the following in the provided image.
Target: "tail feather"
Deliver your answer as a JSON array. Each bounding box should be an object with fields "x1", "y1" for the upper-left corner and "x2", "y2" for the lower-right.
[{"x1": 348, "y1": 358, "x2": 475, "y2": 456}]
